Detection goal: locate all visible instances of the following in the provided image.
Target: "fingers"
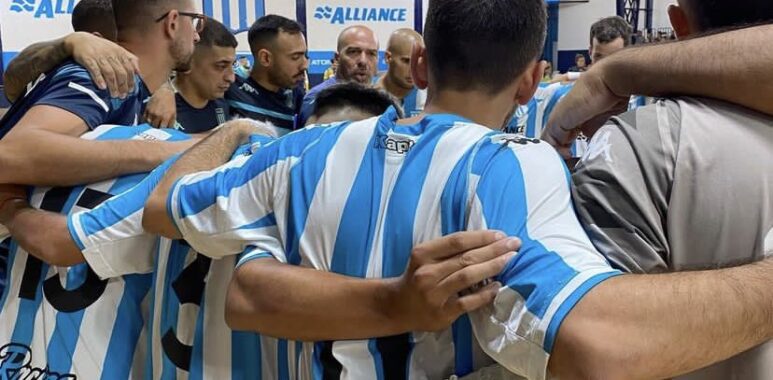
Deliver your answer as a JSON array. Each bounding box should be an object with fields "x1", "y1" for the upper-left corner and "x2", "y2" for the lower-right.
[
  {"x1": 98, "y1": 56, "x2": 119, "y2": 98},
  {"x1": 82, "y1": 57, "x2": 106, "y2": 91},
  {"x1": 431, "y1": 237, "x2": 520, "y2": 281},
  {"x1": 411, "y1": 230, "x2": 507, "y2": 263},
  {"x1": 435, "y1": 249, "x2": 516, "y2": 298},
  {"x1": 107, "y1": 56, "x2": 129, "y2": 98},
  {"x1": 120, "y1": 53, "x2": 139, "y2": 94},
  {"x1": 447, "y1": 281, "x2": 502, "y2": 315}
]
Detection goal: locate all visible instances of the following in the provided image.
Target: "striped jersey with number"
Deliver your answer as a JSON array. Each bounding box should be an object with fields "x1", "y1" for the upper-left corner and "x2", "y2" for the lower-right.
[
  {"x1": 168, "y1": 108, "x2": 621, "y2": 380},
  {"x1": 67, "y1": 133, "x2": 291, "y2": 379},
  {"x1": 0, "y1": 125, "x2": 185, "y2": 379}
]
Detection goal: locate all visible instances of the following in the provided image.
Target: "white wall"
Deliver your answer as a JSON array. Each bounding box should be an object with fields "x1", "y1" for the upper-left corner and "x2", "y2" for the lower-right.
[
  {"x1": 652, "y1": 0, "x2": 676, "y2": 29},
  {"x1": 557, "y1": 1, "x2": 616, "y2": 51}
]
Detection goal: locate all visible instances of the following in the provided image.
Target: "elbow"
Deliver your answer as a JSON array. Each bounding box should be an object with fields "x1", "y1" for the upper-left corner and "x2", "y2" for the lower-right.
[
  {"x1": 225, "y1": 267, "x2": 275, "y2": 333},
  {"x1": 549, "y1": 322, "x2": 641, "y2": 379},
  {"x1": 142, "y1": 191, "x2": 169, "y2": 236}
]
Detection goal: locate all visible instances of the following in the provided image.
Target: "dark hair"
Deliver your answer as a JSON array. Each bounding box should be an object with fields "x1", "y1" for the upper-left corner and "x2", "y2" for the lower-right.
[
  {"x1": 197, "y1": 17, "x2": 237, "y2": 49},
  {"x1": 247, "y1": 15, "x2": 304, "y2": 54},
  {"x1": 72, "y1": 0, "x2": 117, "y2": 41},
  {"x1": 590, "y1": 16, "x2": 632, "y2": 47},
  {"x1": 312, "y1": 83, "x2": 403, "y2": 120},
  {"x1": 575, "y1": 53, "x2": 585, "y2": 62},
  {"x1": 683, "y1": 0, "x2": 773, "y2": 31},
  {"x1": 111, "y1": 0, "x2": 187, "y2": 32},
  {"x1": 424, "y1": 0, "x2": 547, "y2": 94}
]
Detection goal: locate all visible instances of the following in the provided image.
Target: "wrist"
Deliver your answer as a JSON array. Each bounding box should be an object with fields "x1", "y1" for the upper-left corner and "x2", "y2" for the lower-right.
[
  {"x1": 62, "y1": 32, "x2": 84, "y2": 56},
  {"x1": 376, "y1": 278, "x2": 412, "y2": 333}
]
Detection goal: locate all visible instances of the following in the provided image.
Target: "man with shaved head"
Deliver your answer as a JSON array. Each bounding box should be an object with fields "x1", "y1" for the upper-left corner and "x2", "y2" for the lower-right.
[
  {"x1": 376, "y1": 28, "x2": 426, "y2": 117},
  {"x1": 299, "y1": 25, "x2": 379, "y2": 125}
]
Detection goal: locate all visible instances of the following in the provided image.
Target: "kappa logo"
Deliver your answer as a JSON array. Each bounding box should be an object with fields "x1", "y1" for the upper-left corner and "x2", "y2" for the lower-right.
[
  {"x1": 10, "y1": 0, "x2": 75, "y2": 19},
  {"x1": 375, "y1": 134, "x2": 415, "y2": 154},
  {"x1": 492, "y1": 134, "x2": 541, "y2": 146},
  {"x1": 314, "y1": 5, "x2": 408, "y2": 25},
  {"x1": 240, "y1": 83, "x2": 258, "y2": 95},
  {"x1": 0, "y1": 343, "x2": 77, "y2": 379}
]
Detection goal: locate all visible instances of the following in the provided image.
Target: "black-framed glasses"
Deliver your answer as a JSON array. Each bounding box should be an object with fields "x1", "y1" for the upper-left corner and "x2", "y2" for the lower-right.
[{"x1": 156, "y1": 11, "x2": 206, "y2": 33}]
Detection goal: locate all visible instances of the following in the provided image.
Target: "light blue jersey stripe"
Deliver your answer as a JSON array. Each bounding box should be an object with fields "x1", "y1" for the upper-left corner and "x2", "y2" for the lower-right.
[{"x1": 227, "y1": 100, "x2": 294, "y2": 121}]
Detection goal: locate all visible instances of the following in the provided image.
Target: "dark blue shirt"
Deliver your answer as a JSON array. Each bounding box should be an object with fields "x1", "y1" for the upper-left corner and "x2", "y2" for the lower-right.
[
  {"x1": 0, "y1": 60, "x2": 146, "y2": 140},
  {"x1": 298, "y1": 76, "x2": 339, "y2": 127},
  {"x1": 224, "y1": 75, "x2": 304, "y2": 136},
  {"x1": 173, "y1": 94, "x2": 229, "y2": 133}
]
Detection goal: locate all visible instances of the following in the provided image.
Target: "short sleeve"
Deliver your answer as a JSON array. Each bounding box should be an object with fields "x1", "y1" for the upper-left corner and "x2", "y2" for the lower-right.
[
  {"x1": 466, "y1": 137, "x2": 620, "y2": 380},
  {"x1": 35, "y1": 63, "x2": 138, "y2": 130}
]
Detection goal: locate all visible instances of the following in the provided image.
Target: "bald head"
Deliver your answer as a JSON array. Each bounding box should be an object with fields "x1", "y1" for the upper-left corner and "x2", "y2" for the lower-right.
[
  {"x1": 337, "y1": 25, "x2": 379, "y2": 52},
  {"x1": 386, "y1": 28, "x2": 423, "y2": 56},
  {"x1": 335, "y1": 25, "x2": 379, "y2": 84}
]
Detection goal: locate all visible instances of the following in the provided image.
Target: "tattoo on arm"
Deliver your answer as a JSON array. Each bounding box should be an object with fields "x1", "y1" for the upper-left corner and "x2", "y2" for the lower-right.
[{"x1": 3, "y1": 37, "x2": 69, "y2": 103}]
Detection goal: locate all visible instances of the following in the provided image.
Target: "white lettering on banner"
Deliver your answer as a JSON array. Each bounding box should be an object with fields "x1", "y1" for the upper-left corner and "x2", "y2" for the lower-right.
[{"x1": 314, "y1": 5, "x2": 408, "y2": 25}]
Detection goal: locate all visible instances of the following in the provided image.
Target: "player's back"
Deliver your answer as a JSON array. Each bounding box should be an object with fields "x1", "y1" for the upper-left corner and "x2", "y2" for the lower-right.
[
  {"x1": 572, "y1": 97, "x2": 773, "y2": 379},
  {"x1": 245, "y1": 108, "x2": 609, "y2": 378},
  {"x1": 0, "y1": 125, "x2": 185, "y2": 379}
]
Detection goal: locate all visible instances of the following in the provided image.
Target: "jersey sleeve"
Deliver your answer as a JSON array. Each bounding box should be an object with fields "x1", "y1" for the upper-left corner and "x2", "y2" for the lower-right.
[
  {"x1": 34, "y1": 63, "x2": 136, "y2": 130},
  {"x1": 572, "y1": 102, "x2": 679, "y2": 273},
  {"x1": 68, "y1": 157, "x2": 178, "y2": 279},
  {"x1": 167, "y1": 141, "x2": 288, "y2": 261},
  {"x1": 466, "y1": 137, "x2": 621, "y2": 380}
]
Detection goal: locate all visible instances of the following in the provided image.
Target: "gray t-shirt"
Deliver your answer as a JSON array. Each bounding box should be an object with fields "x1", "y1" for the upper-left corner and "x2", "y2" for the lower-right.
[{"x1": 572, "y1": 97, "x2": 773, "y2": 379}]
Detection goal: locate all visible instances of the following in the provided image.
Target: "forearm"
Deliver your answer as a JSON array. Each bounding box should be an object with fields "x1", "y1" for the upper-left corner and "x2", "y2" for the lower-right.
[
  {"x1": 227, "y1": 259, "x2": 406, "y2": 341},
  {"x1": 4, "y1": 37, "x2": 69, "y2": 102},
  {"x1": 144, "y1": 123, "x2": 253, "y2": 238},
  {"x1": 0, "y1": 130, "x2": 191, "y2": 186},
  {"x1": 551, "y1": 259, "x2": 773, "y2": 379},
  {"x1": 6, "y1": 205, "x2": 83, "y2": 266},
  {"x1": 601, "y1": 24, "x2": 773, "y2": 115}
]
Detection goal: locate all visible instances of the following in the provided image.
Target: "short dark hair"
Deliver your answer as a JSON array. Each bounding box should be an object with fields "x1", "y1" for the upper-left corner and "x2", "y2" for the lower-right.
[
  {"x1": 247, "y1": 15, "x2": 304, "y2": 54},
  {"x1": 575, "y1": 53, "x2": 585, "y2": 62},
  {"x1": 424, "y1": 0, "x2": 547, "y2": 94},
  {"x1": 72, "y1": 0, "x2": 117, "y2": 41},
  {"x1": 589, "y1": 16, "x2": 632, "y2": 47},
  {"x1": 197, "y1": 17, "x2": 237, "y2": 49},
  {"x1": 683, "y1": 0, "x2": 773, "y2": 32},
  {"x1": 312, "y1": 83, "x2": 403, "y2": 120},
  {"x1": 111, "y1": 0, "x2": 187, "y2": 32}
]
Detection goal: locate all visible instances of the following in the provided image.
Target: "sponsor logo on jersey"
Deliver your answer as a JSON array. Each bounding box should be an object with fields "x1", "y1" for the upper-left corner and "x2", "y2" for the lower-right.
[{"x1": 0, "y1": 343, "x2": 76, "y2": 379}]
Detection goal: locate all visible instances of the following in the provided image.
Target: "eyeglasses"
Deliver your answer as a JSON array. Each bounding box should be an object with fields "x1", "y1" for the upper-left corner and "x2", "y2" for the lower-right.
[{"x1": 155, "y1": 11, "x2": 206, "y2": 33}]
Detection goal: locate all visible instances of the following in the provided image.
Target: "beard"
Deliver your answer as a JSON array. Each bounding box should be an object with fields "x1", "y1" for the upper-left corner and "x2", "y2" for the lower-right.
[{"x1": 171, "y1": 38, "x2": 194, "y2": 72}]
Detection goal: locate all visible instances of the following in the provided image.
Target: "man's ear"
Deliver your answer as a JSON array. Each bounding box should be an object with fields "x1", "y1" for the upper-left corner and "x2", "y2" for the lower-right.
[
  {"x1": 668, "y1": 4, "x2": 692, "y2": 39},
  {"x1": 515, "y1": 60, "x2": 545, "y2": 105},
  {"x1": 257, "y1": 49, "x2": 272, "y2": 67},
  {"x1": 410, "y1": 43, "x2": 429, "y2": 90}
]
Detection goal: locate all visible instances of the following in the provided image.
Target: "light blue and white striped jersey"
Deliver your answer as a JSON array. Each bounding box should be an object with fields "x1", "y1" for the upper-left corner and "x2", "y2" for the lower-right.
[
  {"x1": 168, "y1": 108, "x2": 622, "y2": 380},
  {"x1": 402, "y1": 88, "x2": 427, "y2": 118},
  {"x1": 0, "y1": 125, "x2": 186, "y2": 379},
  {"x1": 68, "y1": 134, "x2": 291, "y2": 380}
]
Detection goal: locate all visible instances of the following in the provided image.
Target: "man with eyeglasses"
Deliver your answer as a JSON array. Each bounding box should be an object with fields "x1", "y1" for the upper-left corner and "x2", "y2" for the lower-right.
[{"x1": 0, "y1": 0, "x2": 205, "y2": 378}]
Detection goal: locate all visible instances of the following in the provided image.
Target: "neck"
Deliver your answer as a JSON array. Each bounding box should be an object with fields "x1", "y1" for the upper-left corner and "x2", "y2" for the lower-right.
[
  {"x1": 378, "y1": 74, "x2": 412, "y2": 100},
  {"x1": 119, "y1": 35, "x2": 173, "y2": 93},
  {"x1": 422, "y1": 89, "x2": 513, "y2": 130},
  {"x1": 250, "y1": 69, "x2": 281, "y2": 93},
  {"x1": 174, "y1": 77, "x2": 209, "y2": 108}
]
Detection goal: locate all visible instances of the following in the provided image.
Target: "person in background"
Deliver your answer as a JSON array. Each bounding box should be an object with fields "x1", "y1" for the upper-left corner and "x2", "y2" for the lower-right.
[
  {"x1": 173, "y1": 17, "x2": 236, "y2": 133},
  {"x1": 235, "y1": 56, "x2": 252, "y2": 79},
  {"x1": 375, "y1": 28, "x2": 426, "y2": 117},
  {"x1": 567, "y1": 53, "x2": 587, "y2": 72},
  {"x1": 225, "y1": 15, "x2": 308, "y2": 136},
  {"x1": 541, "y1": 61, "x2": 554, "y2": 82},
  {"x1": 299, "y1": 25, "x2": 379, "y2": 125},
  {"x1": 323, "y1": 56, "x2": 338, "y2": 81}
]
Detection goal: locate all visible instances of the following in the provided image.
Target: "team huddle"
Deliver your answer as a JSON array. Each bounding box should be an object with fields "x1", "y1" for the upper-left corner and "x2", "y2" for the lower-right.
[{"x1": 0, "y1": 0, "x2": 771, "y2": 379}]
